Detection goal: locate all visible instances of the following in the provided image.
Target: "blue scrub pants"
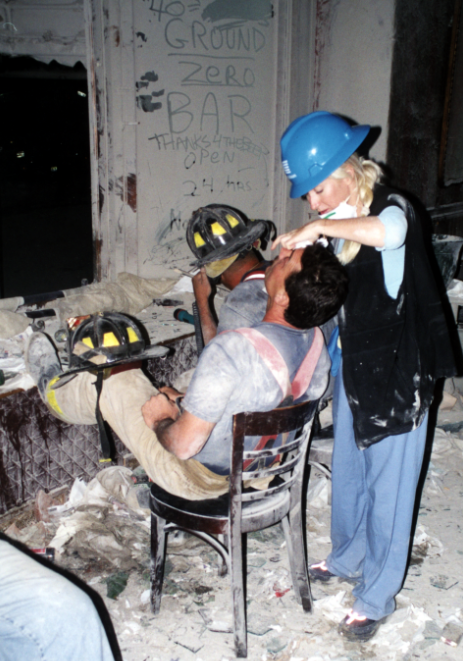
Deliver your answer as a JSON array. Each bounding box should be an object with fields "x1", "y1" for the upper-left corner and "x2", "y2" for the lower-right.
[{"x1": 326, "y1": 368, "x2": 428, "y2": 621}]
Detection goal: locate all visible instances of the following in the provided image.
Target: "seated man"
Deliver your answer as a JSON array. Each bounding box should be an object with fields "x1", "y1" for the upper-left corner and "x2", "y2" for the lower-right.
[{"x1": 26, "y1": 244, "x2": 348, "y2": 500}]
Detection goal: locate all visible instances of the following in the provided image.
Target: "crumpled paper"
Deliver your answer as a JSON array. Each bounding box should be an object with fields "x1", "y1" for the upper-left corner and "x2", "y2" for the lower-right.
[
  {"x1": 370, "y1": 604, "x2": 432, "y2": 654},
  {"x1": 447, "y1": 278, "x2": 463, "y2": 299},
  {"x1": 431, "y1": 428, "x2": 457, "y2": 457},
  {"x1": 50, "y1": 467, "x2": 150, "y2": 570},
  {"x1": 0, "y1": 310, "x2": 31, "y2": 339},
  {"x1": 412, "y1": 524, "x2": 445, "y2": 559},
  {"x1": 0, "y1": 326, "x2": 33, "y2": 369},
  {"x1": 169, "y1": 275, "x2": 194, "y2": 294},
  {"x1": 0, "y1": 326, "x2": 36, "y2": 393},
  {"x1": 313, "y1": 590, "x2": 347, "y2": 623},
  {"x1": 307, "y1": 475, "x2": 330, "y2": 508}
]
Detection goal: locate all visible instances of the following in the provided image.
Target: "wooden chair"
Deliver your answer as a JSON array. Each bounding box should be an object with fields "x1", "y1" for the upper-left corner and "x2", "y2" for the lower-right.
[{"x1": 150, "y1": 398, "x2": 318, "y2": 658}]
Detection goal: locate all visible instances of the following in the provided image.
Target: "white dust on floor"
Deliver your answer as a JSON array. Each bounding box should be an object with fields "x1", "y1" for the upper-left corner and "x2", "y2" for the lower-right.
[
  {"x1": 3, "y1": 426, "x2": 463, "y2": 661},
  {"x1": 74, "y1": 427, "x2": 463, "y2": 661}
]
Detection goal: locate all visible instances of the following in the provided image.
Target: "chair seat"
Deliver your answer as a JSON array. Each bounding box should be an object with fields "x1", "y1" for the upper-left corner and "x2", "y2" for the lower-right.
[{"x1": 151, "y1": 480, "x2": 290, "y2": 534}]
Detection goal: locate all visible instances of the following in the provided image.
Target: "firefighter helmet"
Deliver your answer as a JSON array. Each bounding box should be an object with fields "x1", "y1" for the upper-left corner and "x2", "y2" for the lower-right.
[
  {"x1": 66, "y1": 312, "x2": 167, "y2": 374},
  {"x1": 186, "y1": 204, "x2": 275, "y2": 269}
]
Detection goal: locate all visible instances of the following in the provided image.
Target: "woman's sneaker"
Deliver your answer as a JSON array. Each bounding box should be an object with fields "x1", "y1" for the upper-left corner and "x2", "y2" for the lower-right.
[
  {"x1": 338, "y1": 610, "x2": 381, "y2": 642},
  {"x1": 308, "y1": 560, "x2": 335, "y2": 582}
]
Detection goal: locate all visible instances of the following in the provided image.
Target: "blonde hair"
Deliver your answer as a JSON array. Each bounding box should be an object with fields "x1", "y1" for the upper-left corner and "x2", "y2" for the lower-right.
[{"x1": 331, "y1": 154, "x2": 383, "y2": 264}]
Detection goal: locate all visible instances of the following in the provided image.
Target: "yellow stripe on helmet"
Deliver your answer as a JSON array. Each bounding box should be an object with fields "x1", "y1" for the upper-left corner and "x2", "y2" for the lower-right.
[
  {"x1": 194, "y1": 232, "x2": 206, "y2": 247},
  {"x1": 210, "y1": 222, "x2": 226, "y2": 235},
  {"x1": 226, "y1": 214, "x2": 239, "y2": 228},
  {"x1": 127, "y1": 327, "x2": 139, "y2": 343},
  {"x1": 103, "y1": 332, "x2": 120, "y2": 347}
]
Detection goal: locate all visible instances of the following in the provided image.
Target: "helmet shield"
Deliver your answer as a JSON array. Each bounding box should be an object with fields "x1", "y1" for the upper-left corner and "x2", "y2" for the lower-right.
[
  {"x1": 281, "y1": 111, "x2": 370, "y2": 198},
  {"x1": 204, "y1": 254, "x2": 239, "y2": 278}
]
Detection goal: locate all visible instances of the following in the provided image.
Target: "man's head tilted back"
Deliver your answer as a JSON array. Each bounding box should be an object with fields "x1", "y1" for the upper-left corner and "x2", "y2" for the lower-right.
[{"x1": 265, "y1": 244, "x2": 349, "y2": 329}]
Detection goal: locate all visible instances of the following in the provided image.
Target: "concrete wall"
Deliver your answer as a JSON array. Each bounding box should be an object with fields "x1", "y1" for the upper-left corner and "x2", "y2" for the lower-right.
[
  {"x1": 387, "y1": 0, "x2": 460, "y2": 207},
  {"x1": 313, "y1": 0, "x2": 396, "y2": 164}
]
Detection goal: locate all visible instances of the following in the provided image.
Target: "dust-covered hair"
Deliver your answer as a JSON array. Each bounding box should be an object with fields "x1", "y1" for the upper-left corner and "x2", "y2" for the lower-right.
[
  {"x1": 284, "y1": 244, "x2": 349, "y2": 329},
  {"x1": 331, "y1": 154, "x2": 384, "y2": 264}
]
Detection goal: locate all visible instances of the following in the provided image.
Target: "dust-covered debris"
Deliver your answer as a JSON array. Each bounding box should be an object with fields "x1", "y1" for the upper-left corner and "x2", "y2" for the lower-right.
[{"x1": 2, "y1": 423, "x2": 463, "y2": 661}]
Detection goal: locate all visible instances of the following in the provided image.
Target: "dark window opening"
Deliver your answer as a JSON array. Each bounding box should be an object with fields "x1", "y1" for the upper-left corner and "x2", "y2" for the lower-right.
[{"x1": 0, "y1": 55, "x2": 94, "y2": 298}]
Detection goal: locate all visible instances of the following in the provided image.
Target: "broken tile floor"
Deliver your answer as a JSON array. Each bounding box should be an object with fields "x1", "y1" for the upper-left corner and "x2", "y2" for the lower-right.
[{"x1": 2, "y1": 418, "x2": 463, "y2": 661}]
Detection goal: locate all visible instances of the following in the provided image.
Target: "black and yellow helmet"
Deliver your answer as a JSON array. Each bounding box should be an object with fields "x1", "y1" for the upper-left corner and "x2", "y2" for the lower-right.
[
  {"x1": 186, "y1": 204, "x2": 275, "y2": 268},
  {"x1": 66, "y1": 312, "x2": 167, "y2": 374}
]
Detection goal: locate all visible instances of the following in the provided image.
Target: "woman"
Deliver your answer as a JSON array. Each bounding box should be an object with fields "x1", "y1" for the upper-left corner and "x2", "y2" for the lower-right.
[{"x1": 274, "y1": 111, "x2": 455, "y2": 641}]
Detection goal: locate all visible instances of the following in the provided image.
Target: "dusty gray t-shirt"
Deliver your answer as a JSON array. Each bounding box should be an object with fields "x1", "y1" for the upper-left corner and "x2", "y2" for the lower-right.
[
  {"x1": 217, "y1": 279, "x2": 268, "y2": 333},
  {"x1": 183, "y1": 321, "x2": 330, "y2": 475},
  {"x1": 218, "y1": 276, "x2": 337, "y2": 347}
]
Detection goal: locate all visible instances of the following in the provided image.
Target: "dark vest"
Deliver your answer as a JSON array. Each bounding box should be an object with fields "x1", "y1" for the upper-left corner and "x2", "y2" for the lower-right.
[{"x1": 339, "y1": 185, "x2": 456, "y2": 449}]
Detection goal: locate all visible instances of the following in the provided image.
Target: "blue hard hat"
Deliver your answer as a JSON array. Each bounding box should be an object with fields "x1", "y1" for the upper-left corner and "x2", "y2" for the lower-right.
[{"x1": 280, "y1": 111, "x2": 370, "y2": 198}]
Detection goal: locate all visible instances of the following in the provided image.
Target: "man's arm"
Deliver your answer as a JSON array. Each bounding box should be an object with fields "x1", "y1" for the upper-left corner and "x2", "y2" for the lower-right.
[
  {"x1": 192, "y1": 268, "x2": 218, "y2": 344},
  {"x1": 142, "y1": 394, "x2": 215, "y2": 460}
]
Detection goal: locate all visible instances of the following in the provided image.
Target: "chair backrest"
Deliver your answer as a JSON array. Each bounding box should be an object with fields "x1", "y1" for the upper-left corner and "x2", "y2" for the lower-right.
[{"x1": 230, "y1": 399, "x2": 318, "y2": 514}]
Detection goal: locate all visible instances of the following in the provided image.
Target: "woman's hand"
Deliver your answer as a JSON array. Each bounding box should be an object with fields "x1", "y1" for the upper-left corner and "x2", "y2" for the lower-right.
[
  {"x1": 272, "y1": 215, "x2": 386, "y2": 250},
  {"x1": 272, "y1": 221, "x2": 322, "y2": 251}
]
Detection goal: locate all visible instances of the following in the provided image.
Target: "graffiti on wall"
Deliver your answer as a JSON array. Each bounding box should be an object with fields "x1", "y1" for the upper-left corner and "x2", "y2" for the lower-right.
[{"x1": 136, "y1": 0, "x2": 274, "y2": 271}]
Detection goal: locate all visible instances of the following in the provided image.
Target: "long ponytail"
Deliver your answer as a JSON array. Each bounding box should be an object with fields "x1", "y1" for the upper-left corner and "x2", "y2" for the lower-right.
[{"x1": 331, "y1": 155, "x2": 383, "y2": 264}]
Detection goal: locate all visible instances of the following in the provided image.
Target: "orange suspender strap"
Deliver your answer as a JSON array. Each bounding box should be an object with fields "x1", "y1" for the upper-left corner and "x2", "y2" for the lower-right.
[
  {"x1": 232, "y1": 327, "x2": 291, "y2": 398},
  {"x1": 233, "y1": 326, "x2": 324, "y2": 401},
  {"x1": 290, "y1": 327, "x2": 324, "y2": 400},
  {"x1": 232, "y1": 327, "x2": 324, "y2": 470}
]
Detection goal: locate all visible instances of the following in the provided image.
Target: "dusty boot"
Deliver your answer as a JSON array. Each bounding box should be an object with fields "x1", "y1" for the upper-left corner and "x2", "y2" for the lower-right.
[{"x1": 25, "y1": 333, "x2": 63, "y2": 402}]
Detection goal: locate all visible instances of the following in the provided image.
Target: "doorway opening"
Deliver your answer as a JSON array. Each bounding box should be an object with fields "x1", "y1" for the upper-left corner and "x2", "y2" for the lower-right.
[{"x1": 0, "y1": 55, "x2": 94, "y2": 298}]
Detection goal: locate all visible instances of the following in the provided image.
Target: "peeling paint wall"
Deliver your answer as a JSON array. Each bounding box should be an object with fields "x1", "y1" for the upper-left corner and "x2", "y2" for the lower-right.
[
  {"x1": 87, "y1": 0, "x2": 315, "y2": 281},
  {"x1": 132, "y1": 0, "x2": 280, "y2": 279},
  {"x1": 0, "y1": 0, "x2": 86, "y2": 66},
  {"x1": 0, "y1": 1, "x2": 401, "y2": 282}
]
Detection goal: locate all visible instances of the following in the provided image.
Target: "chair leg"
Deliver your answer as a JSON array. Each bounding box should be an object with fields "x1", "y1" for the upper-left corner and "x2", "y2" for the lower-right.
[
  {"x1": 150, "y1": 511, "x2": 166, "y2": 614},
  {"x1": 229, "y1": 527, "x2": 247, "y2": 657},
  {"x1": 285, "y1": 508, "x2": 313, "y2": 613},
  {"x1": 218, "y1": 534, "x2": 228, "y2": 577},
  {"x1": 281, "y1": 515, "x2": 301, "y2": 606}
]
